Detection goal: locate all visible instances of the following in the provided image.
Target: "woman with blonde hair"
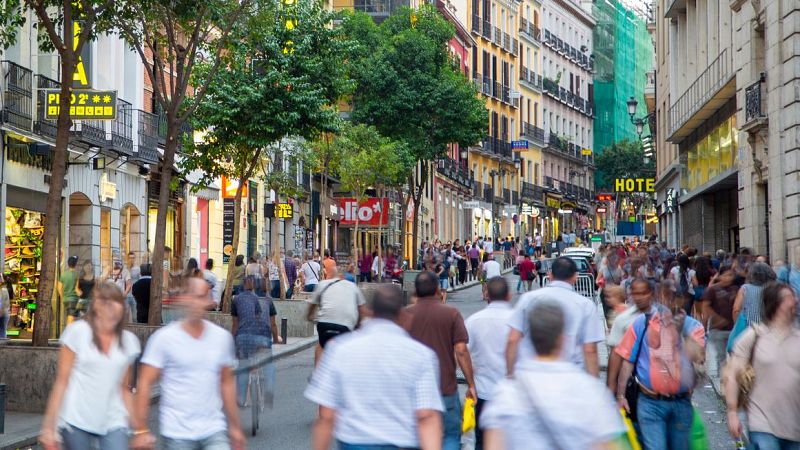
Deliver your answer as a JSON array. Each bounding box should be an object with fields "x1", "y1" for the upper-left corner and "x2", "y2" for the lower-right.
[{"x1": 39, "y1": 282, "x2": 140, "y2": 450}]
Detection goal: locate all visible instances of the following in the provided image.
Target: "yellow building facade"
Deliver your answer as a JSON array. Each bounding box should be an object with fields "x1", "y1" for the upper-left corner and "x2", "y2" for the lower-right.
[
  {"x1": 467, "y1": 0, "x2": 521, "y2": 240},
  {"x1": 516, "y1": 0, "x2": 545, "y2": 238}
]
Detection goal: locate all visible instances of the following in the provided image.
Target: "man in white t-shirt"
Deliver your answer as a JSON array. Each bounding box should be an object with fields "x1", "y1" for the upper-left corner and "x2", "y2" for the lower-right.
[
  {"x1": 306, "y1": 265, "x2": 367, "y2": 366},
  {"x1": 505, "y1": 257, "x2": 605, "y2": 377},
  {"x1": 130, "y1": 278, "x2": 244, "y2": 450},
  {"x1": 484, "y1": 238, "x2": 494, "y2": 255},
  {"x1": 301, "y1": 256, "x2": 322, "y2": 293},
  {"x1": 481, "y1": 255, "x2": 502, "y2": 280}
]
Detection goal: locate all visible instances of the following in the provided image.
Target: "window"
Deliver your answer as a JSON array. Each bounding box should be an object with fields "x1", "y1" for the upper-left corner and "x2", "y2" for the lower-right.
[
  {"x1": 534, "y1": 163, "x2": 540, "y2": 184},
  {"x1": 533, "y1": 102, "x2": 538, "y2": 125}
]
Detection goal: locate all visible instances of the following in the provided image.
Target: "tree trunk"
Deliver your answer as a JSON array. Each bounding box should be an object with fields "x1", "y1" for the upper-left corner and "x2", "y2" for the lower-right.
[
  {"x1": 221, "y1": 179, "x2": 246, "y2": 313},
  {"x1": 32, "y1": 54, "x2": 76, "y2": 346},
  {"x1": 410, "y1": 163, "x2": 428, "y2": 270},
  {"x1": 376, "y1": 188, "x2": 384, "y2": 283},
  {"x1": 147, "y1": 118, "x2": 180, "y2": 325}
]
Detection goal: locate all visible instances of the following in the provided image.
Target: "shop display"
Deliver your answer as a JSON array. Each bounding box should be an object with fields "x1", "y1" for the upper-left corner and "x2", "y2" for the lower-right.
[{"x1": 4, "y1": 208, "x2": 45, "y2": 338}]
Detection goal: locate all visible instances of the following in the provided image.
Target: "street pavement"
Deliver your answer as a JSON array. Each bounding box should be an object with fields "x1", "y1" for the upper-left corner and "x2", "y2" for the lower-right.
[{"x1": 248, "y1": 275, "x2": 736, "y2": 449}]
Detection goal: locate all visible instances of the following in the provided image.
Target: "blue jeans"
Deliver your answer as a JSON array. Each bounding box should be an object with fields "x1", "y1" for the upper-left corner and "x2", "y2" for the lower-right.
[
  {"x1": 286, "y1": 285, "x2": 294, "y2": 299},
  {"x1": 0, "y1": 314, "x2": 8, "y2": 338},
  {"x1": 60, "y1": 424, "x2": 128, "y2": 450},
  {"x1": 637, "y1": 394, "x2": 693, "y2": 450},
  {"x1": 441, "y1": 394, "x2": 462, "y2": 450},
  {"x1": 338, "y1": 443, "x2": 419, "y2": 450},
  {"x1": 749, "y1": 432, "x2": 800, "y2": 450},
  {"x1": 304, "y1": 284, "x2": 316, "y2": 292},
  {"x1": 270, "y1": 280, "x2": 281, "y2": 299},
  {"x1": 162, "y1": 431, "x2": 231, "y2": 450},
  {"x1": 235, "y1": 334, "x2": 274, "y2": 406}
]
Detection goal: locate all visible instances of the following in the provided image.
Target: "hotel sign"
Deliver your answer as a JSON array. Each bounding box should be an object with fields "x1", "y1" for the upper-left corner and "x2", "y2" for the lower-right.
[{"x1": 614, "y1": 178, "x2": 655, "y2": 193}]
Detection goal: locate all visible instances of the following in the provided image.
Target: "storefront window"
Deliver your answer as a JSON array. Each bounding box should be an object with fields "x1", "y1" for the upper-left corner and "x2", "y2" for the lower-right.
[
  {"x1": 4, "y1": 208, "x2": 45, "y2": 338},
  {"x1": 100, "y1": 209, "x2": 112, "y2": 273},
  {"x1": 684, "y1": 116, "x2": 738, "y2": 192}
]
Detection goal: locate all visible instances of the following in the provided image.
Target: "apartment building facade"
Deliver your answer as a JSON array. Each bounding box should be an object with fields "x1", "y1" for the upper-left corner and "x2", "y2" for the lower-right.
[{"x1": 539, "y1": 0, "x2": 596, "y2": 240}]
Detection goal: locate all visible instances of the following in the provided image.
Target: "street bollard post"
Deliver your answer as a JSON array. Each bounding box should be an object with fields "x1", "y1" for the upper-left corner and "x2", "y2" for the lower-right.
[
  {"x1": 0, "y1": 383, "x2": 6, "y2": 434},
  {"x1": 281, "y1": 317, "x2": 288, "y2": 345}
]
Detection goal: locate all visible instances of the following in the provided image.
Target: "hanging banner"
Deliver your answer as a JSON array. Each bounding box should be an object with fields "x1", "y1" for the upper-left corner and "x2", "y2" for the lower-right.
[
  {"x1": 221, "y1": 176, "x2": 248, "y2": 198},
  {"x1": 338, "y1": 198, "x2": 390, "y2": 227},
  {"x1": 222, "y1": 198, "x2": 235, "y2": 263}
]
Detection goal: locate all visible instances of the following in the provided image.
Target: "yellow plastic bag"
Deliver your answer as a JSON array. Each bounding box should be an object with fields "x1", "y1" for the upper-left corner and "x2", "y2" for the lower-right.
[
  {"x1": 462, "y1": 397, "x2": 476, "y2": 433},
  {"x1": 620, "y1": 409, "x2": 642, "y2": 450}
]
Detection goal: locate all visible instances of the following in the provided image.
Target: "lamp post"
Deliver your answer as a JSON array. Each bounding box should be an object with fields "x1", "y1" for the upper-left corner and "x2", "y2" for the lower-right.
[{"x1": 627, "y1": 96, "x2": 655, "y2": 164}]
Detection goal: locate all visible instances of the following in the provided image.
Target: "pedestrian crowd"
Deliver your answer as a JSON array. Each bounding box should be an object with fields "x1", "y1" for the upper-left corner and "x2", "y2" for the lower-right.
[{"x1": 32, "y1": 233, "x2": 800, "y2": 450}]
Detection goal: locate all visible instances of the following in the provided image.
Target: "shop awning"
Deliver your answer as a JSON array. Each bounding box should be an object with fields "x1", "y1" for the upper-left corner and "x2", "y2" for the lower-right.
[{"x1": 184, "y1": 168, "x2": 220, "y2": 201}]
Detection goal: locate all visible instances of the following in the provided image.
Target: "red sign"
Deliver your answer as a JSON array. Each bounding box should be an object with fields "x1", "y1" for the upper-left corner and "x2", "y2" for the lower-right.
[{"x1": 338, "y1": 198, "x2": 389, "y2": 227}]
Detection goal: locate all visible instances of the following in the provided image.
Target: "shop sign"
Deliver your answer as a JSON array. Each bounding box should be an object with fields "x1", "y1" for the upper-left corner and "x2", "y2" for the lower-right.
[
  {"x1": 531, "y1": 207, "x2": 540, "y2": 217},
  {"x1": 265, "y1": 203, "x2": 293, "y2": 219},
  {"x1": 614, "y1": 178, "x2": 655, "y2": 193},
  {"x1": 46, "y1": 89, "x2": 117, "y2": 120},
  {"x1": 463, "y1": 200, "x2": 481, "y2": 209},
  {"x1": 596, "y1": 207, "x2": 608, "y2": 213},
  {"x1": 511, "y1": 140, "x2": 528, "y2": 151},
  {"x1": 665, "y1": 188, "x2": 675, "y2": 213},
  {"x1": 545, "y1": 196, "x2": 561, "y2": 209},
  {"x1": 338, "y1": 198, "x2": 389, "y2": 227},
  {"x1": 521, "y1": 204, "x2": 532, "y2": 215},
  {"x1": 221, "y1": 177, "x2": 248, "y2": 198},
  {"x1": 222, "y1": 199, "x2": 235, "y2": 263},
  {"x1": 581, "y1": 148, "x2": 592, "y2": 156},
  {"x1": 98, "y1": 172, "x2": 116, "y2": 202}
]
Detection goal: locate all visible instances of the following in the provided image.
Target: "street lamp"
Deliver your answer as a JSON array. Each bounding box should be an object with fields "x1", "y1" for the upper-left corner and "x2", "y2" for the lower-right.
[{"x1": 627, "y1": 96, "x2": 638, "y2": 118}]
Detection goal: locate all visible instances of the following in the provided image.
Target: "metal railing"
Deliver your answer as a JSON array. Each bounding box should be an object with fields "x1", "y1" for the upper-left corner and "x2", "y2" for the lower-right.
[
  {"x1": 471, "y1": 15, "x2": 481, "y2": 34},
  {"x1": 669, "y1": 49, "x2": 732, "y2": 137},
  {"x1": 502, "y1": 188, "x2": 511, "y2": 204},
  {"x1": 1, "y1": 60, "x2": 33, "y2": 131},
  {"x1": 483, "y1": 184, "x2": 494, "y2": 203},
  {"x1": 135, "y1": 109, "x2": 160, "y2": 164},
  {"x1": 437, "y1": 157, "x2": 472, "y2": 190},
  {"x1": 521, "y1": 121, "x2": 545, "y2": 144},
  {"x1": 745, "y1": 78, "x2": 766, "y2": 124},
  {"x1": 34, "y1": 75, "x2": 59, "y2": 140},
  {"x1": 111, "y1": 99, "x2": 134, "y2": 155}
]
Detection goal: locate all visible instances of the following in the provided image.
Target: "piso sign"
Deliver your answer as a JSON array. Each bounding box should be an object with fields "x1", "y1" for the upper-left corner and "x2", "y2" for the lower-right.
[{"x1": 615, "y1": 178, "x2": 655, "y2": 193}]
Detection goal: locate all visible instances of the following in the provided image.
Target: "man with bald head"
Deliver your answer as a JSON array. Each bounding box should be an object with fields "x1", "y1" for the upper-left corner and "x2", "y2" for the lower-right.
[{"x1": 130, "y1": 277, "x2": 246, "y2": 450}]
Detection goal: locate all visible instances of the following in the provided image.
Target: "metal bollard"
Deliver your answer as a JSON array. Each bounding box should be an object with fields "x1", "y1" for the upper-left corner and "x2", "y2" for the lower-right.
[
  {"x1": 280, "y1": 317, "x2": 288, "y2": 345},
  {"x1": 0, "y1": 383, "x2": 6, "y2": 434}
]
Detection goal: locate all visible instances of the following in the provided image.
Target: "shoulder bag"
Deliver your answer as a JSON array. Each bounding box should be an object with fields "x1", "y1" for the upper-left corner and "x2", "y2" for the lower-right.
[
  {"x1": 723, "y1": 325, "x2": 760, "y2": 408},
  {"x1": 624, "y1": 313, "x2": 650, "y2": 422}
]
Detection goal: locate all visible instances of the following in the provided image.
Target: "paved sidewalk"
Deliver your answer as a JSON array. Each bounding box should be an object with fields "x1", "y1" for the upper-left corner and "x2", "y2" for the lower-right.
[{"x1": 0, "y1": 335, "x2": 318, "y2": 450}]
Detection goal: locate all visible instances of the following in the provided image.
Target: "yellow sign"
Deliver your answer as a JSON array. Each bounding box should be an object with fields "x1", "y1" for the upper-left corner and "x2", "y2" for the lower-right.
[
  {"x1": 275, "y1": 203, "x2": 293, "y2": 219},
  {"x1": 581, "y1": 148, "x2": 592, "y2": 156},
  {"x1": 545, "y1": 196, "x2": 561, "y2": 209},
  {"x1": 46, "y1": 89, "x2": 117, "y2": 120},
  {"x1": 73, "y1": 21, "x2": 89, "y2": 87},
  {"x1": 615, "y1": 178, "x2": 655, "y2": 193}
]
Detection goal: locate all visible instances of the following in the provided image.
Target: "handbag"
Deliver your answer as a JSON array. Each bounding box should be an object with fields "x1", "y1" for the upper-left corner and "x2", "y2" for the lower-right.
[
  {"x1": 723, "y1": 325, "x2": 760, "y2": 408},
  {"x1": 690, "y1": 407, "x2": 709, "y2": 450},
  {"x1": 624, "y1": 313, "x2": 650, "y2": 422},
  {"x1": 461, "y1": 396, "x2": 476, "y2": 433},
  {"x1": 726, "y1": 312, "x2": 749, "y2": 353}
]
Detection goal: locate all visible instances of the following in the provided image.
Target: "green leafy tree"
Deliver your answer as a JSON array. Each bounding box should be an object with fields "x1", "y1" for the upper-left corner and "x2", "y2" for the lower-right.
[
  {"x1": 185, "y1": 0, "x2": 352, "y2": 305},
  {"x1": 594, "y1": 139, "x2": 655, "y2": 190},
  {"x1": 1, "y1": 0, "x2": 124, "y2": 344},
  {"x1": 114, "y1": 0, "x2": 255, "y2": 324},
  {"x1": 333, "y1": 123, "x2": 413, "y2": 264},
  {"x1": 343, "y1": 6, "x2": 487, "y2": 267}
]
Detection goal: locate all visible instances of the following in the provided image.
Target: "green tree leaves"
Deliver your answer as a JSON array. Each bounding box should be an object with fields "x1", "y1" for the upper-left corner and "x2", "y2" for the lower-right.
[{"x1": 594, "y1": 139, "x2": 656, "y2": 190}]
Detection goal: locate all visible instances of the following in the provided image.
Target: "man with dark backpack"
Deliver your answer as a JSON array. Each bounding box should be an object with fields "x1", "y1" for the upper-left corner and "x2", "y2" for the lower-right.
[{"x1": 306, "y1": 265, "x2": 367, "y2": 367}]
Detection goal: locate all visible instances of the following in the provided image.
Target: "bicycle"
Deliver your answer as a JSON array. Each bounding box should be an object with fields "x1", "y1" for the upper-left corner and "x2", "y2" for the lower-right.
[{"x1": 235, "y1": 340, "x2": 273, "y2": 437}]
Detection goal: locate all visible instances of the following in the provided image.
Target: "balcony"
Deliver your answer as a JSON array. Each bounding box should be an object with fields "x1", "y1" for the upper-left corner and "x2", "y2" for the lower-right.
[
  {"x1": 134, "y1": 109, "x2": 159, "y2": 164},
  {"x1": 668, "y1": 49, "x2": 735, "y2": 143},
  {"x1": 520, "y1": 66, "x2": 542, "y2": 91},
  {"x1": 502, "y1": 188, "x2": 511, "y2": 204},
  {"x1": 519, "y1": 18, "x2": 541, "y2": 44},
  {"x1": 479, "y1": 137, "x2": 513, "y2": 159},
  {"x1": 72, "y1": 119, "x2": 107, "y2": 149},
  {"x1": 34, "y1": 75, "x2": 59, "y2": 141},
  {"x1": 437, "y1": 157, "x2": 473, "y2": 190},
  {"x1": 544, "y1": 132, "x2": 594, "y2": 166},
  {"x1": 644, "y1": 70, "x2": 656, "y2": 110},
  {"x1": 521, "y1": 121, "x2": 545, "y2": 147},
  {"x1": 743, "y1": 78, "x2": 767, "y2": 132},
  {"x1": 512, "y1": 190, "x2": 519, "y2": 205},
  {"x1": 110, "y1": 99, "x2": 134, "y2": 156},
  {"x1": 665, "y1": 0, "x2": 686, "y2": 18},
  {"x1": 483, "y1": 184, "x2": 494, "y2": 203},
  {"x1": 472, "y1": 181, "x2": 481, "y2": 198},
  {"x1": 493, "y1": 27, "x2": 502, "y2": 47},
  {"x1": 1, "y1": 61, "x2": 33, "y2": 132},
  {"x1": 544, "y1": 176, "x2": 554, "y2": 189},
  {"x1": 521, "y1": 181, "x2": 540, "y2": 202},
  {"x1": 471, "y1": 14, "x2": 481, "y2": 35},
  {"x1": 156, "y1": 104, "x2": 192, "y2": 150},
  {"x1": 482, "y1": 20, "x2": 492, "y2": 40}
]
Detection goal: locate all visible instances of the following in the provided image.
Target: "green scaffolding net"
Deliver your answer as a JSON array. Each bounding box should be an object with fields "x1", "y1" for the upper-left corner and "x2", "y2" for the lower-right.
[{"x1": 592, "y1": 0, "x2": 653, "y2": 160}]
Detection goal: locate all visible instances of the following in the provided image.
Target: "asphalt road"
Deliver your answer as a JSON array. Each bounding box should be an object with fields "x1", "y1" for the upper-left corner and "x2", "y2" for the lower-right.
[{"x1": 247, "y1": 276, "x2": 736, "y2": 449}]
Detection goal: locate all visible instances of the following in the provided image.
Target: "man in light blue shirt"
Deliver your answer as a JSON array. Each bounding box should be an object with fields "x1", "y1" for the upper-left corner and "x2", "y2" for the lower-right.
[
  {"x1": 505, "y1": 257, "x2": 605, "y2": 377},
  {"x1": 777, "y1": 244, "x2": 800, "y2": 322},
  {"x1": 465, "y1": 277, "x2": 513, "y2": 450},
  {"x1": 305, "y1": 285, "x2": 444, "y2": 450}
]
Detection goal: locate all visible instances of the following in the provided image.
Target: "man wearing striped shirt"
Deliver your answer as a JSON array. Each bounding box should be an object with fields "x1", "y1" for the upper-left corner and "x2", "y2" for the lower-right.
[{"x1": 305, "y1": 285, "x2": 444, "y2": 450}]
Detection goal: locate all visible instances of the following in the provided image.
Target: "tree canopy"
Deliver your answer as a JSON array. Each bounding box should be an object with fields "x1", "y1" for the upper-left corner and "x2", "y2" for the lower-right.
[{"x1": 594, "y1": 139, "x2": 656, "y2": 190}]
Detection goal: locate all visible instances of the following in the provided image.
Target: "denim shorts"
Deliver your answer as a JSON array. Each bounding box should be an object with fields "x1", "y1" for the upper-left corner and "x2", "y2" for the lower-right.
[{"x1": 162, "y1": 431, "x2": 230, "y2": 450}]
